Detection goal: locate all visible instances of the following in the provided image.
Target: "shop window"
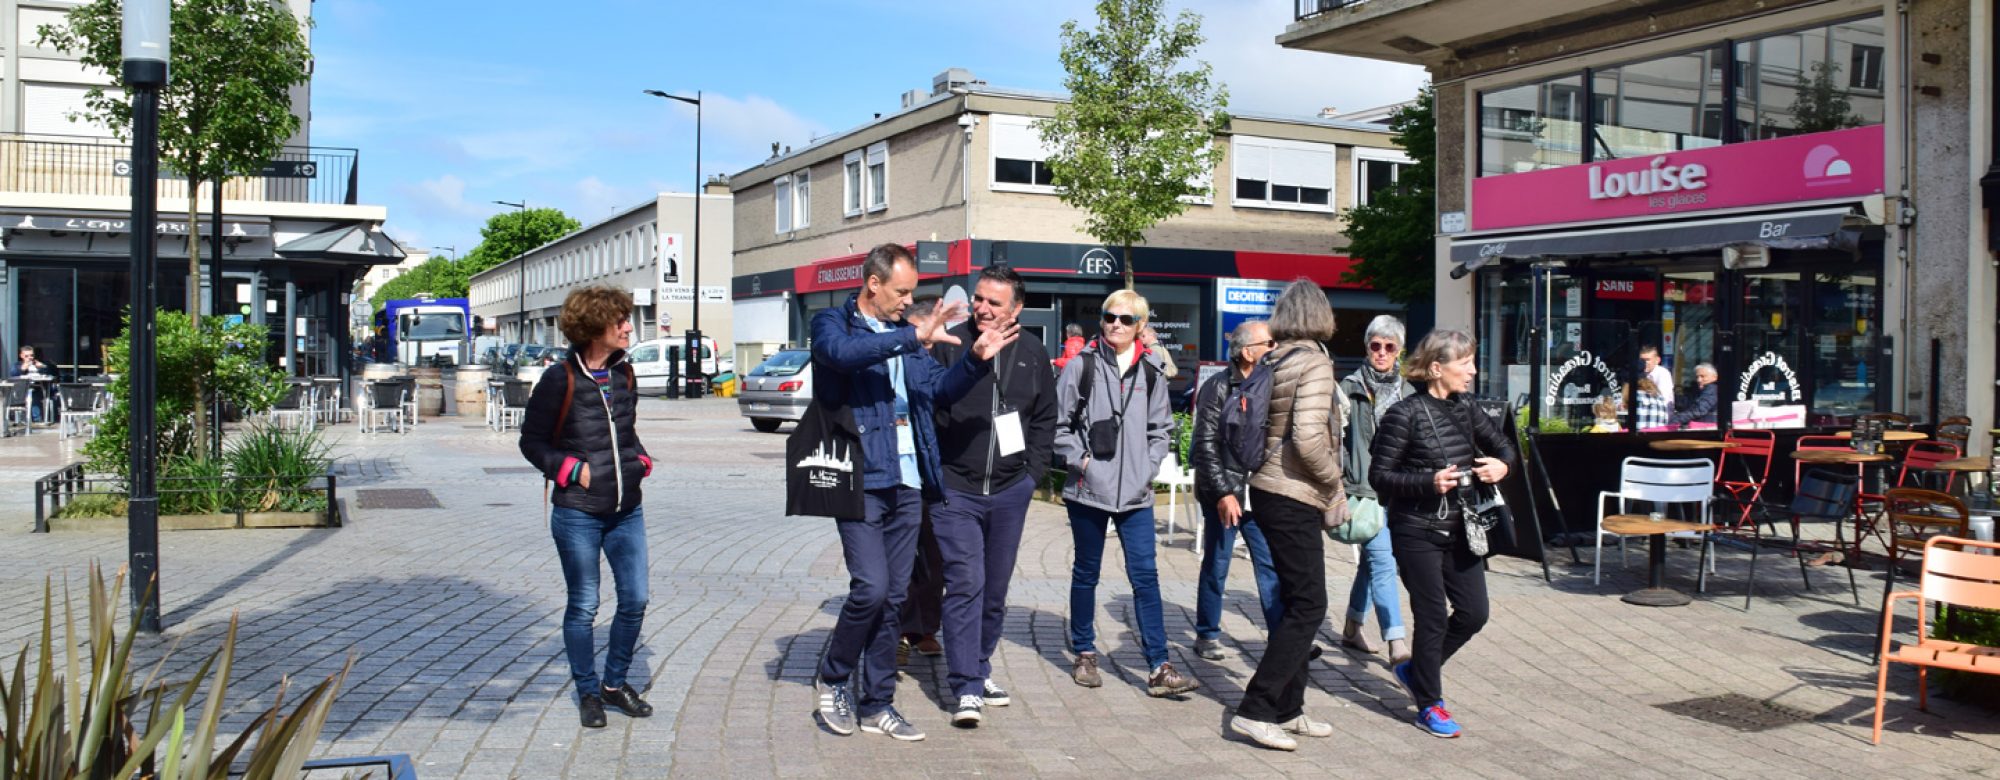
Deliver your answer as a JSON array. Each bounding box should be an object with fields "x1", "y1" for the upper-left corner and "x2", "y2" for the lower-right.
[
  {"x1": 1478, "y1": 74, "x2": 1584, "y2": 176},
  {"x1": 1735, "y1": 17, "x2": 1885, "y2": 140},
  {"x1": 1231, "y1": 136, "x2": 1334, "y2": 211},
  {"x1": 1591, "y1": 46, "x2": 1726, "y2": 159}
]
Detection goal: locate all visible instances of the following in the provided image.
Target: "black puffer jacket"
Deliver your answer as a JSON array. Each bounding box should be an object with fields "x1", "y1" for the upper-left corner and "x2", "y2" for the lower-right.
[
  {"x1": 519, "y1": 350, "x2": 652, "y2": 515},
  {"x1": 1190, "y1": 368, "x2": 1246, "y2": 507},
  {"x1": 1369, "y1": 392, "x2": 1515, "y2": 531}
]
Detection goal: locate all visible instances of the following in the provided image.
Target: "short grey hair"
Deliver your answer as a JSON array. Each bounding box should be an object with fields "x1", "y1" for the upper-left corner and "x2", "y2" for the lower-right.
[
  {"x1": 1227, "y1": 320, "x2": 1269, "y2": 363},
  {"x1": 1363, "y1": 315, "x2": 1406, "y2": 347},
  {"x1": 1403, "y1": 329, "x2": 1477, "y2": 385},
  {"x1": 1695, "y1": 362, "x2": 1716, "y2": 374}
]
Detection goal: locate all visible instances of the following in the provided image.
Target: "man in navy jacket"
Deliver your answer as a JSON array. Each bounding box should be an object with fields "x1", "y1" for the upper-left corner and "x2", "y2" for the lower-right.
[{"x1": 810, "y1": 243, "x2": 1017, "y2": 742}]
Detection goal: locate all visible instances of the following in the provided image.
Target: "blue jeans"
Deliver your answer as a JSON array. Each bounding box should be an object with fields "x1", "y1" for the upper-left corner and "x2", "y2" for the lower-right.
[
  {"x1": 1068, "y1": 503, "x2": 1169, "y2": 670},
  {"x1": 932, "y1": 479, "x2": 1034, "y2": 699},
  {"x1": 1194, "y1": 500, "x2": 1282, "y2": 640},
  {"x1": 1345, "y1": 524, "x2": 1407, "y2": 641},
  {"x1": 819, "y1": 487, "x2": 922, "y2": 716},
  {"x1": 550, "y1": 505, "x2": 650, "y2": 697}
]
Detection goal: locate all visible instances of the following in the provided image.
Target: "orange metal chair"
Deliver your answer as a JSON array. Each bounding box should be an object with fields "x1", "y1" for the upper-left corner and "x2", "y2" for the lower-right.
[
  {"x1": 1714, "y1": 429, "x2": 1775, "y2": 530},
  {"x1": 1895, "y1": 440, "x2": 1963, "y2": 493},
  {"x1": 1872, "y1": 535, "x2": 2000, "y2": 744}
]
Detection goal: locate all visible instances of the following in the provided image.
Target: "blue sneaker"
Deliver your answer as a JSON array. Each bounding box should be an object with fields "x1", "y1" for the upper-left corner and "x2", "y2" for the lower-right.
[
  {"x1": 1392, "y1": 661, "x2": 1416, "y2": 706},
  {"x1": 1415, "y1": 703, "x2": 1462, "y2": 738}
]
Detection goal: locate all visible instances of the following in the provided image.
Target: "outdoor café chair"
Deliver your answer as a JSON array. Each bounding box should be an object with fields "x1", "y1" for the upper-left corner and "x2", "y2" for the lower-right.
[
  {"x1": 362, "y1": 381, "x2": 407, "y2": 434},
  {"x1": 55, "y1": 383, "x2": 104, "y2": 440},
  {"x1": 1709, "y1": 468, "x2": 1861, "y2": 610},
  {"x1": 1935, "y1": 415, "x2": 1972, "y2": 450},
  {"x1": 1152, "y1": 451, "x2": 1196, "y2": 548},
  {"x1": 1872, "y1": 535, "x2": 2000, "y2": 744},
  {"x1": 497, "y1": 381, "x2": 532, "y2": 431},
  {"x1": 1595, "y1": 457, "x2": 1716, "y2": 586},
  {"x1": 268, "y1": 383, "x2": 315, "y2": 432},
  {"x1": 1881, "y1": 489, "x2": 1970, "y2": 608},
  {"x1": 1714, "y1": 429, "x2": 1776, "y2": 530},
  {"x1": 1894, "y1": 440, "x2": 1963, "y2": 493},
  {"x1": 1, "y1": 380, "x2": 34, "y2": 436}
]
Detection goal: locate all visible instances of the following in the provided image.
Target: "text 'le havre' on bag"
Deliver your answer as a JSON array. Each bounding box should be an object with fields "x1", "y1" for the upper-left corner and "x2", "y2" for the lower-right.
[{"x1": 786, "y1": 399, "x2": 864, "y2": 520}]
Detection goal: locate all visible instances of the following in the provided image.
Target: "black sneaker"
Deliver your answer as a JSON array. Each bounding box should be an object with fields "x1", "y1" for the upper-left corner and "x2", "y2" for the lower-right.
[
  {"x1": 951, "y1": 695, "x2": 984, "y2": 727},
  {"x1": 578, "y1": 693, "x2": 607, "y2": 729},
  {"x1": 601, "y1": 684, "x2": 653, "y2": 718},
  {"x1": 981, "y1": 679, "x2": 1011, "y2": 707}
]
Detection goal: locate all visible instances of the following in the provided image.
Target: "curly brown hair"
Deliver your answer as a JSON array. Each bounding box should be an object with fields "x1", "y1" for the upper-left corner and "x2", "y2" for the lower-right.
[{"x1": 558, "y1": 286, "x2": 633, "y2": 347}]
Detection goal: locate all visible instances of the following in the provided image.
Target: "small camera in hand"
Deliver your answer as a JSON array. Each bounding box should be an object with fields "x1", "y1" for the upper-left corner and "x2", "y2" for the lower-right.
[{"x1": 1454, "y1": 468, "x2": 1475, "y2": 490}]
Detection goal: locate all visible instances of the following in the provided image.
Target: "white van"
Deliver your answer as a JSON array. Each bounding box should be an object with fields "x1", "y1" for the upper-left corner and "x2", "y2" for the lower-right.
[{"x1": 627, "y1": 337, "x2": 733, "y2": 394}]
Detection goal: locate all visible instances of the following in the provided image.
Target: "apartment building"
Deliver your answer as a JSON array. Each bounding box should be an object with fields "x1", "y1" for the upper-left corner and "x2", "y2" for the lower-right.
[
  {"x1": 0, "y1": 0, "x2": 402, "y2": 379},
  {"x1": 1282, "y1": 0, "x2": 1996, "y2": 444},
  {"x1": 469, "y1": 191, "x2": 733, "y2": 351},
  {"x1": 726, "y1": 69, "x2": 1414, "y2": 382}
]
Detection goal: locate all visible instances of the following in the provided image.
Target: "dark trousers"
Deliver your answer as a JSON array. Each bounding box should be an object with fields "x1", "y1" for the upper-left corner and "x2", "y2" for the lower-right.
[
  {"x1": 899, "y1": 509, "x2": 944, "y2": 638},
  {"x1": 819, "y1": 487, "x2": 922, "y2": 716},
  {"x1": 1236, "y1": 490, "x2": 1328, "y2": 723},
  {"x1": 1390, "y1": 521, "x2": 1490, "y2": 709},
  {"x1": 550, "y1": 505, "x2": 649, "y2": 697},
  {"x1": 931, "y1": 478, "x2": 1034, "y2": 698}
]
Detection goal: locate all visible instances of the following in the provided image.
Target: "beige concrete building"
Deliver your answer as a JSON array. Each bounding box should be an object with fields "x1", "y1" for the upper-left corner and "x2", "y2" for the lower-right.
[
  {"x1": 726, "y1": 69, "x2": 1416, "y2": 379},
  {"x1": 469, "y1": 192, "x2": 733, "y2": 352}
]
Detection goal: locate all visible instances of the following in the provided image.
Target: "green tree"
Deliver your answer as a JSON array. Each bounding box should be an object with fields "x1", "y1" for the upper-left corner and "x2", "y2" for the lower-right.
[
  {"x1": 1039, "y1": 0, "x2": 1227, "y2": 289},
  {"x1": 83, "y1": 312, "x2": 286, "y2": 476},
  {"x1": 1787, "y1": 61, "x2": 1863, "y2": 134},
  {"x1": 1341, "y1": 86, "x2": 1437, "y2": 307},
  {"x1": 42, "y1": 0, "x2": 312, "y2": 453},
  {"x1": 367, "y1": 208, "x2": 577, "y2": 312}
]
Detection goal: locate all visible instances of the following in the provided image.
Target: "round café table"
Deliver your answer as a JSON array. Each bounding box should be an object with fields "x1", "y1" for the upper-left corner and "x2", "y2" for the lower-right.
[
  {"x1": 1833, "y1": 430, "x2": 1928, "y2": 442},
  {"x1": 1790, "y1": 450, "x2": 1896, "y2": 465},
  {"x1": 1935, "y1": 456, "x2": 1995, "y2": 472},
  {"x1": 1601, "y1": 515, "x2": 1716, "y2": 606},
  {"x1": 1649, "y1": 439, "x2": 1741, "y2": 452}
]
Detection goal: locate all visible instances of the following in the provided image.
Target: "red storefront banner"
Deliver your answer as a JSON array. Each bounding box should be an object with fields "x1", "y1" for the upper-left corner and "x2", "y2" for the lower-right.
[
  {"x1": 1593, "y1": 279, "x2": 1657, "y2": 300},
  {"x1": 1471, "y1": 124, "x2": 1885, "y2": 231}
]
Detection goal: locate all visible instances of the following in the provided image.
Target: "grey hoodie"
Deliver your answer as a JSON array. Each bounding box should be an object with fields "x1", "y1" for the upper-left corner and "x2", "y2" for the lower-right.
[{"x1": 1053, "y1": 341, "x2": 1172, "y2": 513}]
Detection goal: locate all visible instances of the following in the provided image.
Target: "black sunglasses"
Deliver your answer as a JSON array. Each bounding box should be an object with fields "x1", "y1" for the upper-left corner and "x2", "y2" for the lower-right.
[{"x1": 1101, "y1": 312, "x2": 1139, "y2": 327}]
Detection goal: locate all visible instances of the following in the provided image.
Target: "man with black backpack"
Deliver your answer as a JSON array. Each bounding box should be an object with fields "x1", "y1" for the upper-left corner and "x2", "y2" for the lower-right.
[
  {"x1": 1189, "y1": 320, "x2": 1282, "y2": 661},
  {"x1": 926, "y1": 265, "x2": 1057, "y2": 727}
]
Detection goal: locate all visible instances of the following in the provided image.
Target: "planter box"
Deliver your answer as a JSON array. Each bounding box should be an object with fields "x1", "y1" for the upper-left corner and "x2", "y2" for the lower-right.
[{"x1": 49, "y1": 510, "x2": 331, "y2": 532}]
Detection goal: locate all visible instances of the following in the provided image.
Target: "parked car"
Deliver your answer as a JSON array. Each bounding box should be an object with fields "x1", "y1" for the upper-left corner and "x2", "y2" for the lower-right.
[
  {"x1": 737, "y1": 349, "x2": 811, "y2": 432},
  {"x1": 628, "y1": 336, "x2": 733, "y2": 395}
]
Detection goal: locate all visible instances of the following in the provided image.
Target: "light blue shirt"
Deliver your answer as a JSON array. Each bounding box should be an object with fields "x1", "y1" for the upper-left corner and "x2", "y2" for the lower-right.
[{"x1": 861, "y1": 311, "x2": 922, "y2": 489}]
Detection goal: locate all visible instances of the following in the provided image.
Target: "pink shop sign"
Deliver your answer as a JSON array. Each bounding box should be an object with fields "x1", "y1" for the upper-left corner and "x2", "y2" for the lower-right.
[{"x1": 1470, "y1": 124, "x2": 1884, "y2": 231}]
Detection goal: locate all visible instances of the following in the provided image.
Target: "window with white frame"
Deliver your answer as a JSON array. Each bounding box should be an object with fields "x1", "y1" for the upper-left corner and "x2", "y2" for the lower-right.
[
  {"x1": 793, "y1": 169, "x2": 811, "y2": 228},
  {"x1": 865, "y1": 142, "x2": 888, "y2": 211},
  {"x1": 775, "y1": 175, "x2": 795, "y2": 233},
  {"x1": 843, "y1": 151, "x2": 864, "y2": 217},
  {"x1": 1232, "y1": 136, "x2": 1336, "y2": 211},
  {"x1": 990, "y1": 114, "x2": 1056, "y2": 191},
  {"x1": 1353, "y1": 148, "x2": 1414, "y2": 207}
]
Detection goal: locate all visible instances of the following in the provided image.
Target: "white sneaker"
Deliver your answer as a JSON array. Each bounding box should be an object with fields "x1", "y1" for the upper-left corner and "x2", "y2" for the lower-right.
[
  {"x1": 1280, "y1": 712, "x2": 1335, "y2": 738},
  {"x1": 981, "y1": 679, "x2": 1011, "y2": 707},
  {"x1": 951, "y1": 695, "x2": 984, "y2": 727},
  {"x1": 1228, "y1": 715, "x2": 1298, "y2": 751}
]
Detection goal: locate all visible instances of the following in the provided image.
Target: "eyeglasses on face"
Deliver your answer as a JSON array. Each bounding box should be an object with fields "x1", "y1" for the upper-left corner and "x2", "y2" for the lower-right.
[
  {"x1": 1245, "y1": 339, "x2": 1276, "y2": 349},
  {"x1": 1101, "y1": 312, "x2": 1139, "y2": 327},
  {"x1": 1367, "y1": 341, "x2": 1399, "y2": 353}
]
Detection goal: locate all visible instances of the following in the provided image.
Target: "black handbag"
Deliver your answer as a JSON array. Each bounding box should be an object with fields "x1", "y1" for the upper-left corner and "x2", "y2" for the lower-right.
[
  {"x1": 1418, "y1": 397, "x2": 1516, "y2": 556},
  {"x1": 786, "y1": 400, "x2": 865, "y2": 520}
]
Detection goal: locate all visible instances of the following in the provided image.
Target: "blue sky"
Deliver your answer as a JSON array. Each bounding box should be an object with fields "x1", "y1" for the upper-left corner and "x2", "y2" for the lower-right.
[{"x1": 308, "y1": 0, "x2": 1427, "y2": 258}]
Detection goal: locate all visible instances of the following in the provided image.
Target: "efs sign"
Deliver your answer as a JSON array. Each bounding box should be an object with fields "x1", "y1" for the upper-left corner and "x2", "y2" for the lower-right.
[{"x1": 1077, "y1": 248, "x2": 1121, "y2": 277}]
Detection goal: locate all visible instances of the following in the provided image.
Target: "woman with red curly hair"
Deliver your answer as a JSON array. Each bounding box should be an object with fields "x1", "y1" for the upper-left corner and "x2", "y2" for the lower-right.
[{"x1": 519, "y1": 286, "x2": 655, "y2": 729}]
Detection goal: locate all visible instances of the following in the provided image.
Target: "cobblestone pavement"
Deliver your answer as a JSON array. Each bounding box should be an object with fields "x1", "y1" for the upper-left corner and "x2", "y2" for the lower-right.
[{"x1": 1, "y1": 400, "x2": 1996, "y2": 778}]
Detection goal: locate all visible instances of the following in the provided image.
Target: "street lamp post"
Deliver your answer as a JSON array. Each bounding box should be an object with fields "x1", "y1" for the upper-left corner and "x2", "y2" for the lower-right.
[
  {"x1": 493, "y1": 200, "x2": 527, "y2": 343},
  {"x1": 124, "y1": 0, "x2": 169, "y2": 633},
  {"x1": 643, "y1": 89, "x2": 704, "y2": 399}
]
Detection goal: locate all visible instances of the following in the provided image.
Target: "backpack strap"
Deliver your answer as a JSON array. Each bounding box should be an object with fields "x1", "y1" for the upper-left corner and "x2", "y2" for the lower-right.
[
  {"x1": 550, "y1": 360, "x2": 576, "y2": 445},
  {"x1": 1068, "y1": 351, "x2": 1096, "y2": 432}
]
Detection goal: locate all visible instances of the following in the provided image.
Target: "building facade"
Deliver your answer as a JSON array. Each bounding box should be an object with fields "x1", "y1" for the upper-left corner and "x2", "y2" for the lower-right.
[
  {"x1": 469, "y1": 191, "x2": 733, "y2": 351},
  {"x1": 0, "y1": 0, "x2": 402, "y2": 382},
  {"x1": 1282, "y1": 0, "x2": 1998, "y2": 447},
  {"x1": 726, "y1": 69, "x2": 1415, "y2": 386}
]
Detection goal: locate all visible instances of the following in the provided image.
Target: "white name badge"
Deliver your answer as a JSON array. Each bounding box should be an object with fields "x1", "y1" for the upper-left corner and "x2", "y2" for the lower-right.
[
  {"x1": 896, "y1": 422, "x2": 916, "y2": 455},
  {"x1": 994, "y1": 411, "x2": 1025, "y2": 457}
]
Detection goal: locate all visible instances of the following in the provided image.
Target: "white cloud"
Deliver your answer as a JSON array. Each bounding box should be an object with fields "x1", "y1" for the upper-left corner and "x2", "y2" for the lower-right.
[
  {"x1": 572, "y1": 176, "x2": 643, "y2": 220},
  {"x1": 398, "y1": 174, "x2": 484, "y2": 221},
  {"x1": 1186, "y1": 0, "x2": 1428, "y2": 118}
]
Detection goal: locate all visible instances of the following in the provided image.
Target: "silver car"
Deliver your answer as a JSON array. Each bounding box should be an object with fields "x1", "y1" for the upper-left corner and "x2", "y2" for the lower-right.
[{"x1": 738, "y1": 349, "x2": 812, "y2": 433}]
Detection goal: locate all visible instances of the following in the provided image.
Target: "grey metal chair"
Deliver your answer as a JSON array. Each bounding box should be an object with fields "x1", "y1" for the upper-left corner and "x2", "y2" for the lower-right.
[
  {"x1": 269, "y1": 383, "x2": 314, "y2": 431},
  {"x1": 362, "y1": 381, "x2": 407, "y2": 434},
  {"x1": 498, "y1": 381, "x2": 531, "y2": 431},
  {"x1": 56, "y1": 383, "x2": 104, "y2": 440},
  {"x1": 1, "y1": 381, "x2": 35, "y2": 436}
]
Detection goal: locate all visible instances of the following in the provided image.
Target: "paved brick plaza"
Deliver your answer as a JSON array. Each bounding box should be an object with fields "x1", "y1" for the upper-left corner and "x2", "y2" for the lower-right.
[{"x1": 1, "y1": 399, "x2": 1995, "y2": 778}]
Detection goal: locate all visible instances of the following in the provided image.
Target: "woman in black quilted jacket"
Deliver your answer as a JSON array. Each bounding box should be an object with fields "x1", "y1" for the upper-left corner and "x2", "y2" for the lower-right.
[{"x1": 1369, "y1": 329, "x2": 1513, "y2": 739}]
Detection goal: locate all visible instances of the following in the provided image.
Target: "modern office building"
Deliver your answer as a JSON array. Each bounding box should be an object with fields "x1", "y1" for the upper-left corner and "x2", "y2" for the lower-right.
[
  {"x1": 1281, "y1": 0, "x2": 1997, "y2": 444},
  {"x1": 468, "y1": 190, "x2": 733, "y2": 350},
  {"x1": 726, "y1": 68, "x2": 1416, "y2": 384},
  {"x1": 0, "y1": 0, "x2": 403, "y2": 380}
]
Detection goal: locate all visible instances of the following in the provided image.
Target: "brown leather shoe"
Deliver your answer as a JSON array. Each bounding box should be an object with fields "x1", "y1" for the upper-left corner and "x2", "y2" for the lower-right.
[
  {"x1": 916, "y1": 634, "x2": 944, "y2": 656},
  {"x1": 1072, "y1": 652, "x2": 1102, "y2": 688},
  {"x1": 1147, "y1": 662, "x2": 1201, "y2": 697}
]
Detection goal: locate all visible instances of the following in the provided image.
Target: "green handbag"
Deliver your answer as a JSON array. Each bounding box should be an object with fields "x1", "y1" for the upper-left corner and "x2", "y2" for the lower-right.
[{"x1": 1328, "y1": 496, "x2": 1385, "y2": 544}]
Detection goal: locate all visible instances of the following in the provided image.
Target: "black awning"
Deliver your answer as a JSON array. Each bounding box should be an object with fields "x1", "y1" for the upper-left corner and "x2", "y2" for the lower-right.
[{"x1": 1448, "y1": 206, "x2": 1855, "y2": 265}]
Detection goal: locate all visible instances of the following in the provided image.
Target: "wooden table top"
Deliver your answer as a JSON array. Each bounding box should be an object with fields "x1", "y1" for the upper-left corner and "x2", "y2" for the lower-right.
[
  {"x1": 1934, "y1": 456, "x2": 1996, "y2": 472},
  {"x1": 1833, "y1": 430, "x2": 1928, "y2": 442},
  {"x1": 1648, "y1": 439, "x2": 1740, "y2": 451},
  {"x1": 1602, "y1": 515, "x2": 1716, "y2": 535},
  {"x1": 1791, "y1": 450, "x2": 1896, "y2": 464}
]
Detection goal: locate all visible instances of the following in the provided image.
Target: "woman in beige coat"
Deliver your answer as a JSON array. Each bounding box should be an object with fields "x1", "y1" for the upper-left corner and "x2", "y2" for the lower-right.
[{"x1": 1228, "y1": 279, "x2": 1344, "y2": 751}]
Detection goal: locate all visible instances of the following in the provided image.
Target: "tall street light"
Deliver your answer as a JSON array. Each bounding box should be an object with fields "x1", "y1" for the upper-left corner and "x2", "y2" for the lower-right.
[
  {"x1": 643, "y1": 89, "x2": 704, "y2": 398},
  {"x1": 124, "y1": 0, "x2": 169, "y2": 633},
  {"x1": 494, "y1": 200, "x2": 527, "y2": 343}
]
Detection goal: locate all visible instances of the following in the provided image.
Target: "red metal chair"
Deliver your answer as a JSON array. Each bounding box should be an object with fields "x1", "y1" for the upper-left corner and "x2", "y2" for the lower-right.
[
  {"x1": 1895, "y1": 440, "x2": 1962, "y2": 493},
  {"x1": 1714, "y1": 429, "x2": 1775, "y2": 530}
]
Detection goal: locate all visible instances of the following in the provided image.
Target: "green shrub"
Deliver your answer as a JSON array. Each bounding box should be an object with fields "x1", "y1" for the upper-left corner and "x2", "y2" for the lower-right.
[
  {"x1": 1935, "y1": 605, "x2": 2000, "y2": 707},
  {"x1": 51, "y1": 493, "x2": 127, "y2": 520},
  {"x1": 1171, "y1": 411, "x2": 1194, "y2": 468},
  {"x1": 161, "y1": 454, "x2": 230, "y2": 516},
  {"x1": 226, "y1": 424, "x2": 330, "y2": 512},
  {"x1": 83, "y1": 312, "x2": 286, "y2": 476},
  {"x1": 0, "y1": 564, "x2": 350, "y2": 779}
]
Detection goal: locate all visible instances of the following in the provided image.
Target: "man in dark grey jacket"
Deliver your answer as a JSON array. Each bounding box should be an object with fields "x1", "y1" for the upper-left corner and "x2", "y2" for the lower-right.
[
  {"x1": 1189, "y1": 320, "x2": 1280, "y2": 661},
  {"x1": 926, "y1": 265, "x2": 1057, "y2": 727}
]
